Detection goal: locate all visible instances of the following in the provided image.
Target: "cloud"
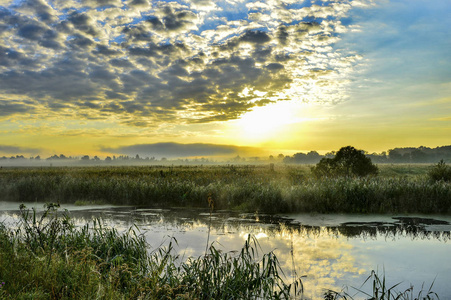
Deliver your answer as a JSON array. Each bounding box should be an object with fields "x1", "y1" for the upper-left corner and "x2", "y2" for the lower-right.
[
  {"x1": 0, "y1": 0, "x2": 369, "y2": 126},
  {"x1": 189, "y1": 0, "x2": 217, "y2": 12},
  {"x1": 129, "y1": 0, "x2": 149, "y2": 7},
  {"x1": 14, "y1": 0, "x2": 59, "y2": 24},
  {"x1": 102, "y1": 142, "x2": 258, "y2": 158},
  {"x1": 68, "y1": 11, "x2": 99, "y2": 36},
  {"x1": 239, "y1": 30, "x2": 271, "y2": 45},
  {"x1": 146, "y1": 3, "x2": 199, "y2": 34},
  {"x1": 81, "y1": 0, "x2": 123, "y2": 9},
  {"x1": 0, "y1": 145, "x2": 41, "y2": 155},
  {"x1": 0, "y1": 101, "x2": 35, "y2": 116}
]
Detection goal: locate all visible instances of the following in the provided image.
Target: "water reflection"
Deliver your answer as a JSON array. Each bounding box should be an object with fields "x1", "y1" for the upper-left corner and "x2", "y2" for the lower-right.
[{"x1": 0, "y1": 202, "x2": 450, "y2": 299}]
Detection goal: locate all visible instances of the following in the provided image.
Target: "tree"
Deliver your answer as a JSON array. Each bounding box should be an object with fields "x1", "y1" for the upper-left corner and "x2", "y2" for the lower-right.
[
  {"x1": 306, "y1": 151, "x2": 320, "y2": 162},
  {"x1": 388, "y1": 149, "x2": 401, "y2": 162},
  {"x1": 311, "y1": 146, "x2": 378, "y2": 178},
  {"x1": 410, "y1": 149, "x2": 427, "y2": 163},
  {"x1": 283, "y1": 151, "x2": 322, "y2": 164}
]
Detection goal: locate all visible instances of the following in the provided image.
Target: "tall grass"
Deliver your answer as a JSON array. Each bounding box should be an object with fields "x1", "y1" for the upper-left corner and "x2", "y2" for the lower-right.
[
  {"x1": 283, "y1": 176, "x2": 451, "y2": 214},
  {"x1": 1, "y1": 165, "x2": 449, "y2": 214},
  {"x1": 0, "y1": 204, "x2": 302, "y2": 299}
]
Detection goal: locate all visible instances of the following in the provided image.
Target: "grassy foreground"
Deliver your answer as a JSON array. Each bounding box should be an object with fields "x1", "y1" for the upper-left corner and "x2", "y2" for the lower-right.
[
  {"x1": 0, "y1": 204, "x2": 302, "y2": 299},
  {"x1": 0, "y1": 164, "x2": 450, "y2": 214},
  {"x1": 0, "y1": 204, "x2": 439, "y2": 300}
]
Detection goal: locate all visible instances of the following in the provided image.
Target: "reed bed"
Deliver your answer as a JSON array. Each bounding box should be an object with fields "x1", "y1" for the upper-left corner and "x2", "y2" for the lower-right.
[{"x1": 0, "y1": 164, "x2": 449, "y2": 214}]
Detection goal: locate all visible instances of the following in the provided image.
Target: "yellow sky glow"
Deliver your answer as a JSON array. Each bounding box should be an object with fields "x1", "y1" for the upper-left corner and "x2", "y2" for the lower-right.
[{"x1": 0, "y1": 0, "x2": 449, "y2": 159}]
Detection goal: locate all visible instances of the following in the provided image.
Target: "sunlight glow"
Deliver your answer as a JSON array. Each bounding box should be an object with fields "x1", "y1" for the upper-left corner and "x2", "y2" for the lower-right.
[{"x1": 236, "y1": 102, "x2": 298, "y2": 141}]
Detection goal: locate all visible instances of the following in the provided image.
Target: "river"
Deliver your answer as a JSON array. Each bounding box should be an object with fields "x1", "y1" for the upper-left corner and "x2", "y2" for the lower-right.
[{"x1": 1, "y1": 202, "x2": 450, "y2": 299}]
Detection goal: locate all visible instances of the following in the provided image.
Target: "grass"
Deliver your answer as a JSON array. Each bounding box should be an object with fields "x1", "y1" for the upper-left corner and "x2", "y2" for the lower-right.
[
  {"x1": 0, "y1": 164, "x2": 449, "y2": 214},
  {"x1": 0, "y1": 204, "x2": 440, "y2": 299}
]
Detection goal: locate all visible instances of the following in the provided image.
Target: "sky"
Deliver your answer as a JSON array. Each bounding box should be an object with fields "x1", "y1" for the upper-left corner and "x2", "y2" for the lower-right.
[{"x1": 0, "y1": 0, "x2": 450, "y2": 159}]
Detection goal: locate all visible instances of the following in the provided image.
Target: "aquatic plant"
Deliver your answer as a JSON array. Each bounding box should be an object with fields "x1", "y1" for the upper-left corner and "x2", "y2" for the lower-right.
[
  {"x1": 325, "y1": 270, "x2": 439, "y2": 300},
  {"x1": 0, "y1": 204, "x2": 443, "y2": 299},
  {"x1": 178, "y1": 236, "x2": 303, "y2": 299}
]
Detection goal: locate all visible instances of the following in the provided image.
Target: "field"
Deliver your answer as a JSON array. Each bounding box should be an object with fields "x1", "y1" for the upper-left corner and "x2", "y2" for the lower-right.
[{"x1": 0, "y1": 164, "x2": 449, "y2": 214}]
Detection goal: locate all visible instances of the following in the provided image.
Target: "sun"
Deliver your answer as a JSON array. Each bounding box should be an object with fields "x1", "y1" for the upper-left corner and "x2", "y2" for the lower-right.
[{"x1": 234, "y1": 101, "x2": 298, "y2": 143}]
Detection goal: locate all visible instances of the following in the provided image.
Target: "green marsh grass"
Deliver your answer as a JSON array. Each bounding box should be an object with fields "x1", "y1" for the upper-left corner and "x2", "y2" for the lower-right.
[{"x1": 0, "y1": 164, "x2": 449, "y2": 214}]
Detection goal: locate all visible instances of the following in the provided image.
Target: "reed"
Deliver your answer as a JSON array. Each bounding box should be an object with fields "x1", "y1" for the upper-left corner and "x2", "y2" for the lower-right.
[
  {"x1": 0, "y1": 164, "x2": 449, "y2": 214},
  {"x1": 0, "y1": 204, "x2": 302, "y2": 299},
  {"x1": 325, "y1": 270, "x2": 439, "y2": 300}
]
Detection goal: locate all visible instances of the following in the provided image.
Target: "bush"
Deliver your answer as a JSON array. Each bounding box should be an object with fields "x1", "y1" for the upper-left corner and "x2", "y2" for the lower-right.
[
  {"x1": 311, "y1": 146, "x2": 378, "y2": 178},
  {"x1": 428, "y1": 160, "x2": 451, "y2": 182}
]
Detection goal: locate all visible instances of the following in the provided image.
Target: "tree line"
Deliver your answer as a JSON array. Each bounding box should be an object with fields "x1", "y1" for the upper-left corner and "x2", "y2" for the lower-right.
[
  {"x1": 1, "y1": 145, "x2": 450, "y2": 164},
  {"x1": 283, "y1": 145, "x2": 451, "y2": 164}
]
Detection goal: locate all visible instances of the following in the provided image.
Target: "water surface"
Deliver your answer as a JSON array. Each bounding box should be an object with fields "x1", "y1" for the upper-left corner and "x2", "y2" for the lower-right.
[{"x1": 1, "y1": 202, "x2": 450, "y2": 299}]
